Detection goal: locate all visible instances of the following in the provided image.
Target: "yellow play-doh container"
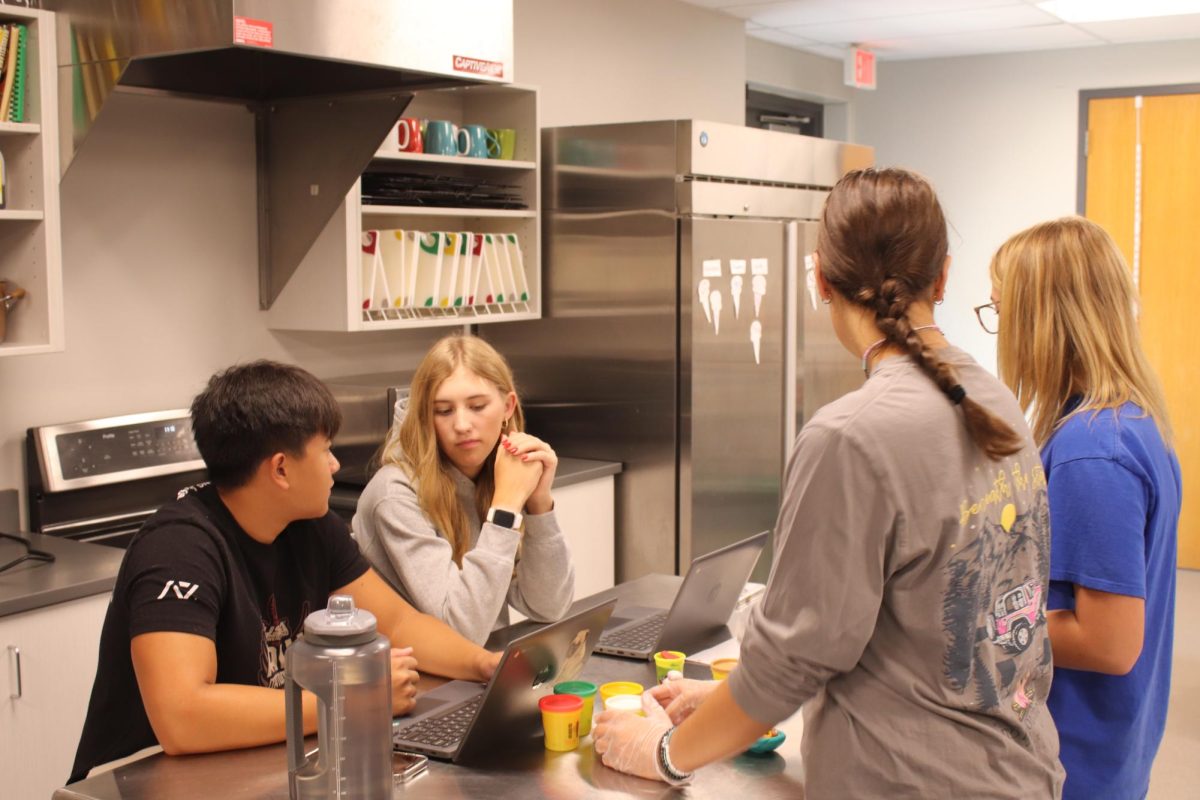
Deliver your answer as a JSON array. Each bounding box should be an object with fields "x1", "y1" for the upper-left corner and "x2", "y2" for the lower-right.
[
  {"x1": 654, "y1": 650, "x2": 686, "y2": 682},
  {"x1": 711, "y1": 657, "x2": 739, "y2": 681},
  {"x1": 598, "y1": 680, "x2": 644, "y2": 707},
  {"x1": 553, "y1": 680, "x2": 598, "y2": 737},
  {"x1": 539, "y1": 693, "x2": 583, "y2": 752}
]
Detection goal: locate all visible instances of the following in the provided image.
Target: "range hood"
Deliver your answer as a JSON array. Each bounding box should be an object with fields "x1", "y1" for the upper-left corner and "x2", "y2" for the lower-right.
[{"x1": 45, "y1": 0, "x2": 513, "y2": 307}]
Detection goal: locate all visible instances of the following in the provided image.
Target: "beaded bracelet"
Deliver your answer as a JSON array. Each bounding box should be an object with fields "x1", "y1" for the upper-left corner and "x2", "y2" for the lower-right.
[{"x1": 656, "y1": 726, "x2": 695, "y2": 785}]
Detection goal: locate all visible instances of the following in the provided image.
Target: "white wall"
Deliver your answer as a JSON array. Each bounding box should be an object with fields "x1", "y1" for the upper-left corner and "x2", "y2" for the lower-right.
[
  {"x1": 0, "y1": 94, "x2": 444, "y2": 520},
  {"x1": 854, "y1": 39, "x2": 1200, "y2": 374},
  {"x1": 514, "y1": 0, "x2": 746, "y2": 127}
]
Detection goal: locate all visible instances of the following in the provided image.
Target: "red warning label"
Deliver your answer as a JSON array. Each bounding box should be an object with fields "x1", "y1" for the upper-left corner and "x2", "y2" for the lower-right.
[
  {"x1": 233, "y1": 16, "x2": 274, "y2": 48},
  {"x1": 453, "y1": 55, "x2": 504, "y2": 78}
]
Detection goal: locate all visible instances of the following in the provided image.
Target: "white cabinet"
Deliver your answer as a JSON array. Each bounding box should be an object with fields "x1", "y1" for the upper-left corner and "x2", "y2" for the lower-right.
[
  {"x1": 554, "y1": 476, "x2": 616, "y2": 601},
  {"x1": 0, "y1": 5, "x2": 62, "y2": 356},
  {"x1": 0, "y1": 593, "x2": 108, "y2": 799},
  {"x1": 266, "y1": 83, "x2": 540, "y2": 332}
]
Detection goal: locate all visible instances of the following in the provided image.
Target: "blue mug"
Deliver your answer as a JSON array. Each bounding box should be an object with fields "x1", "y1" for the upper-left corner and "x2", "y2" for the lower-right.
[
  {"x1": 425, "y1": 120, "x2": 469, "y2": 157},
  {"x1": 462, "y1": 124, "x2": 490, "y2": 158}
]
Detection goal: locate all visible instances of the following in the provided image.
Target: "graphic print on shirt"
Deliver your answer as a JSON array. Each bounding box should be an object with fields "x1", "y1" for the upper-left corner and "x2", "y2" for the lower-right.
[
  {"x1": 942, "y1": 458, "x2": 1052, "y2": 727},
  {"x1": 260, "y1": 594, "x2": 310, "y2": 688}
]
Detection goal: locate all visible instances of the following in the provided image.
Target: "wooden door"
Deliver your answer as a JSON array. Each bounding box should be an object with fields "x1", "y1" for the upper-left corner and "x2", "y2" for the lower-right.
[{"x1": 1085, "y1": 92, "x2": 1200, "y2": 570}]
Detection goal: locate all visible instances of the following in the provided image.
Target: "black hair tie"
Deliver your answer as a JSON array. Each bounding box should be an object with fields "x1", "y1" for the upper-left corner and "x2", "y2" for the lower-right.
[{"x1": 947, "y1": 384, "x2": 966, "y2": 405}]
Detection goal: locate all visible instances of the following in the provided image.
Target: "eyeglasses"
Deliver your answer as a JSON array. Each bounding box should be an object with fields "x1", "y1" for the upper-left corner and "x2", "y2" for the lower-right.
[
  {"x1": 0, "y1": 532, "x2": 56, "y2": 575},
  {"x1": 974, "y1": 301, "x2": 999, "y2": 335}
]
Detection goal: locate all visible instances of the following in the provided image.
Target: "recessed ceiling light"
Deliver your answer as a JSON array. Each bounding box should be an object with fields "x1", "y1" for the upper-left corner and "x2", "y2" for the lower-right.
[{"x1": 1038, "y1": 0, "x2": 1200, "y2": 22}]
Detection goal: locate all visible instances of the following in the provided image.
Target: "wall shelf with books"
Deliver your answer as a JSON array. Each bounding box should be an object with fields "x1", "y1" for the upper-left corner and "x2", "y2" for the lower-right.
[
  {"x1": 266, "y1": 84, "x2": 540, "y2": 333},
  {"x1": 0, "y1": 6, "x2": 62, "y2": 357}
]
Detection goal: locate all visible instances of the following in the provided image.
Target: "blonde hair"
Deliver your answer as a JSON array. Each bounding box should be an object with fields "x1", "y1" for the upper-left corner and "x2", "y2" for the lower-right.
[
  {"x1": 990, "y1": 216, "x2": 1172, "y2": 447},
  {"x1": 380, "y1": 335, "x2": 525, "y2": 566}
]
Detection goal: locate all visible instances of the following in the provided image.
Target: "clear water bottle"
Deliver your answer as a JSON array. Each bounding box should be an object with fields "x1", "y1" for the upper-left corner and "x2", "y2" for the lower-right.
[{"x1": 286, "y1": 595, "x2": 393, "y2": 800}]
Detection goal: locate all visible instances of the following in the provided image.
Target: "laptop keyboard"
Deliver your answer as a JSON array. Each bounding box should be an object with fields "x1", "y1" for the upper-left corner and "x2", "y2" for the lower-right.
[
  {"x1": 598, "y1": 612, "x2": 668, "y2": 651},
  {"x1": 393, "y1": 694, "x2": 484, "y2": 750}
]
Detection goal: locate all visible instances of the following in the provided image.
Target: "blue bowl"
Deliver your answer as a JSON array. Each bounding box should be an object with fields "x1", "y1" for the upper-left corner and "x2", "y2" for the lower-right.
[{"x1": 745, "y1": 728, "x2": 786, "y2": 755}]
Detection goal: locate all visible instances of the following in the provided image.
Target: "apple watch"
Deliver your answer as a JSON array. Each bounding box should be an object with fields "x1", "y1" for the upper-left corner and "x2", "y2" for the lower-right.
[{"x1": 486, "y1": 507, "x2": 523, "y2": 530}]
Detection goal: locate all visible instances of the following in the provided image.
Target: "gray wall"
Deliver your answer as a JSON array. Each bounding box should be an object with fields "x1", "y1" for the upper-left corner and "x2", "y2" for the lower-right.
[
  {"x1": 0, "y1": 95, "x2": 445, "y2": 521},
  {"x1": 853, "y1": 38, "x2": 1200, "y2": 375},
  {"x1": 745, "y1": 37, "x2": 858, "y2": 140},
  {"x1": 514, "y1": 0, "x2": 746, "y2": 127},
  {"x1": 0, "y1": 0, "x2": 782, "y2": 523}
]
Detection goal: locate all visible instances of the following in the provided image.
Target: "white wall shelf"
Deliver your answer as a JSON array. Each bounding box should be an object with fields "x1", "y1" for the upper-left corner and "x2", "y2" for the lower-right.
[
  {"x1": 361, "y1": 206, "x2": 536, "y2": 219},
  {"x1": 267, "y1": 83, "x2": 540, "y2": 333},
  {"x1": 371, "y1": 151, "x2": 535, "y2": 171},
  {"x1": 0, "y1": 6, "x2": 62, "y2": 357},
  {"x1": 0, "y1": 121, "x2": 39, "y2": 135}
]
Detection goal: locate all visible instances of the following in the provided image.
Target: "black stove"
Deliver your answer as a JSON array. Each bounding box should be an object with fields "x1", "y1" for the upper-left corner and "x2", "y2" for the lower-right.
[{"x1": 26, "y1": 410, "x2": 208, "y2": 548}]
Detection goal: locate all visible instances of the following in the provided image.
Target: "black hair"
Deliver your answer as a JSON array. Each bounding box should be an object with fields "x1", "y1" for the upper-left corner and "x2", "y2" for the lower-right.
[{"x1": 189, "y1": 360, "x2": 342, "y2": 489}]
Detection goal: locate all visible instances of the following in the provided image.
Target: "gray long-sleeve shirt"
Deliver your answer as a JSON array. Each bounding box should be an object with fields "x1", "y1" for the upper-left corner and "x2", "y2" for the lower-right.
[
  {"x1": 352, "y1": 463, "x2": 575, "y2": 644},
  {"x1": 729, "y1": 346, "x2": 1064, "y2": 798}
]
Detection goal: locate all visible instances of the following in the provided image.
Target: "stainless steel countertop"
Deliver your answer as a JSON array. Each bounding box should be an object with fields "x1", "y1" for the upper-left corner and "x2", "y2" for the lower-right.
[
  {"x1": 54, "y1": 575, "x2": 807, "y2": 799},
  {"x1": 549, "y1": 456, "x2": 622, "y2": 489},
  {"x1": 0, "y1": 533, "x2": 124, "y2": 618}
]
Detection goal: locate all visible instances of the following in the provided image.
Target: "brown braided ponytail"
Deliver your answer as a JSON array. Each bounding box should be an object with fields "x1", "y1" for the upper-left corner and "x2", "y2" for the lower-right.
[{"x1": 818, "y1": 168, "x2": 1021, "y2": 460}]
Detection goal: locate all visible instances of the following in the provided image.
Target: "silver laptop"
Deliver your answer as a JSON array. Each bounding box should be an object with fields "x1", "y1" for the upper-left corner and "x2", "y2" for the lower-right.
[
  {"x1": 595, "y1": 531, "x2": 769, "y2": 660},
  {"x1": 392, "y1": 598, "x2": 616, "y2": 762}
]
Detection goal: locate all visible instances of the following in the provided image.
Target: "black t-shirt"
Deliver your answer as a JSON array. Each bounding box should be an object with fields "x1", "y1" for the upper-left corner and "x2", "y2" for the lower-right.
[{"x1": 69, "y1": 484, "x2": 369, "y2": 784}]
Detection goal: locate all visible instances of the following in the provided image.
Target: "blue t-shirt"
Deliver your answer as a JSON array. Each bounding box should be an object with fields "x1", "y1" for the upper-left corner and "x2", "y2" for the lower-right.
[{"x1": 1043, "y1": 401, "x2": 1181, "y2": 800}]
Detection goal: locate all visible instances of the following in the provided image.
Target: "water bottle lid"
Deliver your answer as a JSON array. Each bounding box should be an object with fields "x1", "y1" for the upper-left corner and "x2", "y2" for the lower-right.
[{"x1": 302, "y1": 595, "x2": 379, "y2": 646}]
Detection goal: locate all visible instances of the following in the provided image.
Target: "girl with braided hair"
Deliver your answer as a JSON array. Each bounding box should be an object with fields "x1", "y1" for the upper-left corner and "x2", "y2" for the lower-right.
[{"x1": 593, "y1": 168, "x2": 1064, "y2": 797}]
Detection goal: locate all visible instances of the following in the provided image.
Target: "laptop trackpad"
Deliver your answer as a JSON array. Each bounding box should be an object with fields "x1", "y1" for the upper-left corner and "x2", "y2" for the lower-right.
[{"x1": 399, "y1": 680, "x2": 484, "y2": 725}]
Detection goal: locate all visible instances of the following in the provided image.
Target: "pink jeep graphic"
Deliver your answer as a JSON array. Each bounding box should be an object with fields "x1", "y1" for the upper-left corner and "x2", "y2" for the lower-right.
[{"x1": 986, "y1": 580, "x2": 1044, "y2": 654}]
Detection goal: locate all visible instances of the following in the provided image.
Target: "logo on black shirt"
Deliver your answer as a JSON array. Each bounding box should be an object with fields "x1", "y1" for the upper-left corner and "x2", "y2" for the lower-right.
[{"x1": 155, "y1": 580, "x2": 200, "y2": 600}]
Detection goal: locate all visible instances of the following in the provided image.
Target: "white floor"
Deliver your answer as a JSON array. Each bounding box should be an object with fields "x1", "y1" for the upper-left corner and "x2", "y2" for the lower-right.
[{"x1": 1148, "y1": 568, "x2": 1200, "y2": 799}]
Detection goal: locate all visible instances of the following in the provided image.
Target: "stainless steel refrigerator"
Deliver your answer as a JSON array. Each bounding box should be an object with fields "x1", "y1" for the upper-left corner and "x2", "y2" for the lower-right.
[{"x1": 485, "y1": 121, "x2": 872, "y2": 582}]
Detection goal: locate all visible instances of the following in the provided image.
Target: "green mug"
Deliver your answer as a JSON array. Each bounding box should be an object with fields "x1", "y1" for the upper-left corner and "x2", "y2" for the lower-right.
[{"x1": 487, "y1": 127, "x2": 516, "y2": 160}]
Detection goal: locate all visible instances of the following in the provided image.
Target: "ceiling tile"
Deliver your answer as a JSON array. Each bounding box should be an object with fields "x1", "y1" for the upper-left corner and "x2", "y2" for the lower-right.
[
  {"x1": 678, "y1": 0, "x2": 766, "y2": 8},
  {"x1": 779, "y1": 4, "x2": 1061, "y2": 45},
  {"x1": 876, "y1": 23, "x2": 1104, "y2": 59},
  {"x1": 746, "y1": 27, "x2": 820, "y2": 48},
  {"x1": 725, "y1": 0, "x2": 1023, "y2": 27},
  {"x1": 796, "y1": 43, "x2": 853, "y2": 60},
  {"x1": 1074, "y1": 14, "x2": 1200, "y2": 42}
]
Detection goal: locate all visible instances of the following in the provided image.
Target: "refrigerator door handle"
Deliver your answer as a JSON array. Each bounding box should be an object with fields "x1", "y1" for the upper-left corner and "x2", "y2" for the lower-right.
[{"x1": 784, "y1": 220, "x2": 799, "y2": 457}]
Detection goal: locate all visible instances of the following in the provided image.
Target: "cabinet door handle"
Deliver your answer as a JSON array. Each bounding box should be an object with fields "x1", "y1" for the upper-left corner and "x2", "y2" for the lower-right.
[{"x1": 7, "y1": 645, "x2": 20, "y2": 699}]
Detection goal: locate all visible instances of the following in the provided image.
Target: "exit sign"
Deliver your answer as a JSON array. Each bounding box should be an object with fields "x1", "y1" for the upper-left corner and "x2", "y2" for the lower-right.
[{"x1": 845, "y1": 47, "x2": 876, "y2": 90}]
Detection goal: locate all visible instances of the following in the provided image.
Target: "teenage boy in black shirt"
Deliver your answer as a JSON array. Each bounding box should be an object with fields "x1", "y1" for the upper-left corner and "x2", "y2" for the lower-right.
[{"x1": 69, "y1": 361, "x2": 502, "y2": 784}]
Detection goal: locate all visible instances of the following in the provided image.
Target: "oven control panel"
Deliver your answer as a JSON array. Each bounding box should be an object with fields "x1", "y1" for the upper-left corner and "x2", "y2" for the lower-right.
[{"x1": 32, "y1": 410, "x2": 204, "y2": 492}]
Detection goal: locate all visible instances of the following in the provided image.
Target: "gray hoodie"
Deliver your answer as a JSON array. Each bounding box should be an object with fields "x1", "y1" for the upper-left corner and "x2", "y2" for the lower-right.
[{"x1": 352, "y1": 463, "x2": 575, "y2": 644}]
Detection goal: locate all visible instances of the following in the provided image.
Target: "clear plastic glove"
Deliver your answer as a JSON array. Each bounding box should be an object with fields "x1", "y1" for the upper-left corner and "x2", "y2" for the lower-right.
[
  {"x1": 592, "y1": 691, "x2": 672, "y2": 782},
  {"x1": 648, "y1": 673, "x2": 720, "y2": 725}
]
